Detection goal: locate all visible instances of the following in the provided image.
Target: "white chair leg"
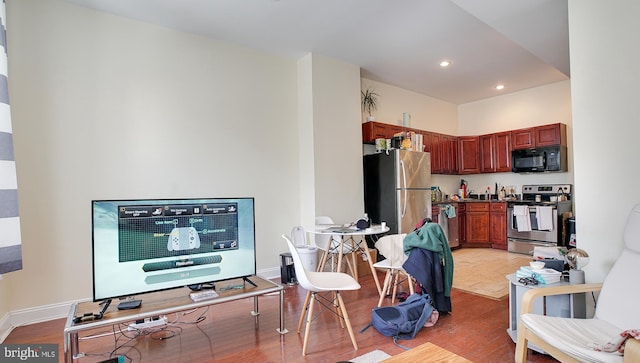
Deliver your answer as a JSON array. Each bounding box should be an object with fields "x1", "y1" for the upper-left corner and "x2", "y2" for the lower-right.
[{"x1": 336, "y1": 291, "x2": 358, "y2": 351}]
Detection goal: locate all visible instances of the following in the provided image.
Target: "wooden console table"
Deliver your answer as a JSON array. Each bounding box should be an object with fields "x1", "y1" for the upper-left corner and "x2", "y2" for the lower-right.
[{"x1": 63, "y1": 276, "x2": 285, "y2": 363}]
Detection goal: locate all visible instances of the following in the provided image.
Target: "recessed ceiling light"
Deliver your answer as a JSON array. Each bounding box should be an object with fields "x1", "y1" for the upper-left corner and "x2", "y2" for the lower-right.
[
  {"x1": 439, "y1": 60, "x2": 451, "y2": 68},
  {"x1": 495, "y1": 84, "x2": 505, "y2": 90}
]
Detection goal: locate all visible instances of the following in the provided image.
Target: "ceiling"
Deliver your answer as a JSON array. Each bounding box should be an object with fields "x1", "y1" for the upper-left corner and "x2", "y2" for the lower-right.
[{"x1": 61, "y1": 0, "x2": 569, "y2": 105}]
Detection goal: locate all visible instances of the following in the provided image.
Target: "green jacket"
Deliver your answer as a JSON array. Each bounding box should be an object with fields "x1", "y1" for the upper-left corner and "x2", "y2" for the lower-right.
[{"x1": 403, "y1": 222, "x2": 454, "y2": 295}]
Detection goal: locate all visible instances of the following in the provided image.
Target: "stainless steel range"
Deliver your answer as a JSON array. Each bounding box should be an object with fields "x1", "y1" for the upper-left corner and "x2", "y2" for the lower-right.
[{"x1": 507, "y1": 184, "x2": 572, "y2": 255}]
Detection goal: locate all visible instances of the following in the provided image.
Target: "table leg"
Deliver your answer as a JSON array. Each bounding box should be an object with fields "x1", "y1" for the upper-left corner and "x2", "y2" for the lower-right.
[
  {"x1": 251, "y1": 295, "x2": 260, "y2": 318},
  {"x1": 336, "y1": 236, "x2": 344, "y2": 273},
  {"x1": 68, "y1": 332, "x2": 79, "y2": 363},
  {"x1": 363, "y1": 243, "x2": 382, "y2": 295},
  {"x1": 277, "y1": 288, "x2": 288, "y2": 334}
]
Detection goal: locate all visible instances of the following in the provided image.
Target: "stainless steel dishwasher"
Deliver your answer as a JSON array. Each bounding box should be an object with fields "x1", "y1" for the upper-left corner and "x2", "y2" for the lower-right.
[{"x1": 438, "y1": 204, "x2": 459, "y2": 248}]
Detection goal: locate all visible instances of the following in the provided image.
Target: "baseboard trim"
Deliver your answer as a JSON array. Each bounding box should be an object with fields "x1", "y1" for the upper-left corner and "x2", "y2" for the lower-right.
[
  {"x1": 0, "y1": 311, "x2": 11, "y2": 342},
  {"x1": 0, "y1": 298, "x2": 86, "y2": 343},
  {"x1": 1, "y1": 268, "x2": 281, "y2": 342}
]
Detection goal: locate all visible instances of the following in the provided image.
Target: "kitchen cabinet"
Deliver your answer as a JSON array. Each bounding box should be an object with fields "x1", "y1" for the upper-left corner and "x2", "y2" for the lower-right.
[
  {"x1": 362, "y1": 122, "x2": 403, "y2": 143},
  {"x1": 511, "y1": 128, "x2": 535, "y2": 149},
  {"x1": 480, "y1": 132, "x2": 512, "y2": 173},
  {"x1": 441, "y1": 134, "x2": 458, "y2": 174},
  {"x1": 457, "y1": 203, "x2": 466, "y2": 245},
  {"x1": 464, "y1": 202, "x2": 490, "y2": 246},
  {"x1": 431, "y1": 205, "x2": 439, "y2": 223},
  {"x1": 480, "y1": 134, "x2": 496, "y2": 173},
  {"x1": 494, "y1": 132, "x2": 512, "y2": 172},
  {"x1": 426, "y1": 132, "x2": 459, "y2": 175},
  {"x1": 535, "y1": 123, "x2": 567, "y2": 147},
  {"x1": 426, "y1": 132, "x2": 443, "y2": 174},
  {"x1": 361, "y1": 121, "x2": 565, "y2": 175},
  {"x1": 511, "y1": 123, "x2": 567, "y2": 149},
  {"x1": 458, "y1": 136, "x2": 480, "y2": 174},
  {"x1": 490, "y1": 202, "x2": 507, "y2": 249}
]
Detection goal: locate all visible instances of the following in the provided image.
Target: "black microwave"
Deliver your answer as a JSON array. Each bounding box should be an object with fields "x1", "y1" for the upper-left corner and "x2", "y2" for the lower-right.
[{"x1": 512, "y1": 146, "x2": 567, "y2": 173}]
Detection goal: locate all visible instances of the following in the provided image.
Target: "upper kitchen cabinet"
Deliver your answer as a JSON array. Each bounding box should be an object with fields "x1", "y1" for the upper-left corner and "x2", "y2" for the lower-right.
[
  {"x1": 535, "y1": 123, "x2": 567, "y2": 147},
  {"x1": 426, "y1": 132, "x2": 458, "y2": 175},
  {"x1": 441, "y1": 134, "x2": 459, "y2": 174},
  {"x1": 362, "y1": 121, "x2": 403, "y2": 143},
  {"x1": 424, "y1": 132, "x2": 442, "y2": 174},
  {"x1": 480, "y1": 132, "x2": 512, "y2": 173},
  {"x1": 458, "y1": 136, "x2": 480, "y2": 174},
  {"x1": 511, "y1": 123, "x2": 567, "y2": 149},
  {"x1": 363, "y1": 122, "x2": 458, "y2": 174},
  {"x1": 511, "y1": 127, "x2": 535, "y2": 149}
]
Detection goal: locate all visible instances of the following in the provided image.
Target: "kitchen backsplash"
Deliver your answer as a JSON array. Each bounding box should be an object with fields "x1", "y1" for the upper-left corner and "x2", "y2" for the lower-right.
[{"x1": 431, "y1": 173, "x2": 574, "y2": 200}]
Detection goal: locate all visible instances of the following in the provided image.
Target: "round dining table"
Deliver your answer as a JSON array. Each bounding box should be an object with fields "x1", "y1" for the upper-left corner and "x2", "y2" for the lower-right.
[{"x1": 308, "y1": 223, "x2": 389, "y2": 296}]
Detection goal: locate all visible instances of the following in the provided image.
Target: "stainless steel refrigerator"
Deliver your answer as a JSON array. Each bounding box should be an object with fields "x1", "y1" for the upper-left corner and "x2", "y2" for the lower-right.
[{"x1": 363, "y1": 149, "x2": 432, "y2": 235}]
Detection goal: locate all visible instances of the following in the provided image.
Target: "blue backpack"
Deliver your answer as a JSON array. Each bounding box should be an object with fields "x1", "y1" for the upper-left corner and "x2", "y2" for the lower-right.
[{"x1": 361, "y1": 293, "x2": 435, "y2": 346}]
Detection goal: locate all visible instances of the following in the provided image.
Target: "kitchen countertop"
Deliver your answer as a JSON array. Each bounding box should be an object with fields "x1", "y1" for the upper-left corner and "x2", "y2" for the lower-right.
[{"x1": 433, "y1": 199, "x2": 507, "y2": 204}]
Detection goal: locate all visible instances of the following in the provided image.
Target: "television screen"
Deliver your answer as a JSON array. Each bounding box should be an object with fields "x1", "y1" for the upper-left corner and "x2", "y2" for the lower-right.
[{"x1": 91, "y1": 197, "x2": 256, "y2": 301}]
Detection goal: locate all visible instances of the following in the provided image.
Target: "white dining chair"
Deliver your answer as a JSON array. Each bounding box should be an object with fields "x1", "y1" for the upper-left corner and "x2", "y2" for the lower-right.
[
  {"x1": 314, "y1": 216, "x2": 358, "y2": 275},
  {"x1": 282, "y1": 234, "x2": 361, "y2": 356},
  {"x1": 373, "y1": 233, "x2": 414, "y2": 307}
]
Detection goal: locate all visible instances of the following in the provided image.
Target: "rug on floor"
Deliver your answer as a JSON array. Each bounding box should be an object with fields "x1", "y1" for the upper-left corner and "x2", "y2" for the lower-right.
[
  {"x1": 341, "y1": 349, "x2": 391, "y2": 363},
  {"x1": 452, "y1": 248, "x2": 532, "y2": 300}
]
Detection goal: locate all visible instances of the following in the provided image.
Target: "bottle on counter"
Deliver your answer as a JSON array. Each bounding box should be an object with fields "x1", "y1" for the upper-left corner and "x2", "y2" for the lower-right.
[
  {"x1": 499, "y1": 186, "x2": 506, "y2": 201},
  {"x1": 436, "y1": 187, "x2": 443, "y2": 202}
]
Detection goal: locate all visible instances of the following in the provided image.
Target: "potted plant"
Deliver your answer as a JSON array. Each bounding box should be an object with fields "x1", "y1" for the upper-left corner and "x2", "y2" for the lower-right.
[{"x1": 361, "y1": 88, "x2": 379, "y2": 122}]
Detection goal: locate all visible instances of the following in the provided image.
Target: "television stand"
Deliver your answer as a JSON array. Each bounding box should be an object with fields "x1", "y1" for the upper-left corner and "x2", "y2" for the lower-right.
[
  {"x1": 243, "y1": 276, "x2": 257, "y2": 287},
  {"x1": 63, "y1": 276, "x2": 286, "y2": 363}
]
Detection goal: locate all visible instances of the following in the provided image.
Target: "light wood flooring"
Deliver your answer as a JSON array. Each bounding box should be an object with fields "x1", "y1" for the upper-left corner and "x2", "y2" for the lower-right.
[{"x1": 4, "y1": 267, "x2": 557, "y2": 363}]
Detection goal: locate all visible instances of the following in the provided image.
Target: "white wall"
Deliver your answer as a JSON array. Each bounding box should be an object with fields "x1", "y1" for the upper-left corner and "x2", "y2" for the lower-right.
[
  {"x1": 359, "y1": 78, "x2": 460, "y2": 194},
  {"x1": 4, "y1": 0, "x2": 299, "y2": 311},
  {"x1": 569, "y1": 0, "x2": 640, "y2": 281},
  {"x1": 297, "y1": 54, "x2": 363, "y2": 228},
  {"x1": 360, "y1": 78, "x2": 459, "y2": 135},
  {"x1": 310, "y1": 56, "x2": 363, "y2": 224}
]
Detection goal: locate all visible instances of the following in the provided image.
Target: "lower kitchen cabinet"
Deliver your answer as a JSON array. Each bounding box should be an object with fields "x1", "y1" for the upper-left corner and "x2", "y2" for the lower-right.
[
  {"x1": 464, "y1": 202, "x2": 491, "y2": 247},
  {"x1": 457, "y1": 203, "x2": 466, "y2": 245},
  {"x1": 490, "y1": 202, "x2": 507, "y2": 249}
]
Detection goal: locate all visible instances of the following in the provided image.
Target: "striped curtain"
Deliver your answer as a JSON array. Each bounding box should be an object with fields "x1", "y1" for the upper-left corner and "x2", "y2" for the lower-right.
[{"x1": 0, "y1": 0, "x2": 22, "y2": 275}]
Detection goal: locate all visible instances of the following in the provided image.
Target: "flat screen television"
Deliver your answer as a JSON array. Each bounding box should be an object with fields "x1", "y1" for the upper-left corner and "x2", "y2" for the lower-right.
[{"x1": 91, "y1": 197, "x2": 256, "y2": 302}]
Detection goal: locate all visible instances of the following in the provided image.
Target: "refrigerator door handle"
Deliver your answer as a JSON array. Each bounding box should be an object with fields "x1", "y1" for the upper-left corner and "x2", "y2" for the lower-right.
[{"x1": 400, "y1": 160, "x2": 407, "y2": 218}]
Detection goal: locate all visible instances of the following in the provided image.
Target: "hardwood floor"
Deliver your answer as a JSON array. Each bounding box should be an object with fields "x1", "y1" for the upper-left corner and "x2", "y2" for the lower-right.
[{"x1": 4, "y1": 272, "x2": 557, "y2": 363}]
